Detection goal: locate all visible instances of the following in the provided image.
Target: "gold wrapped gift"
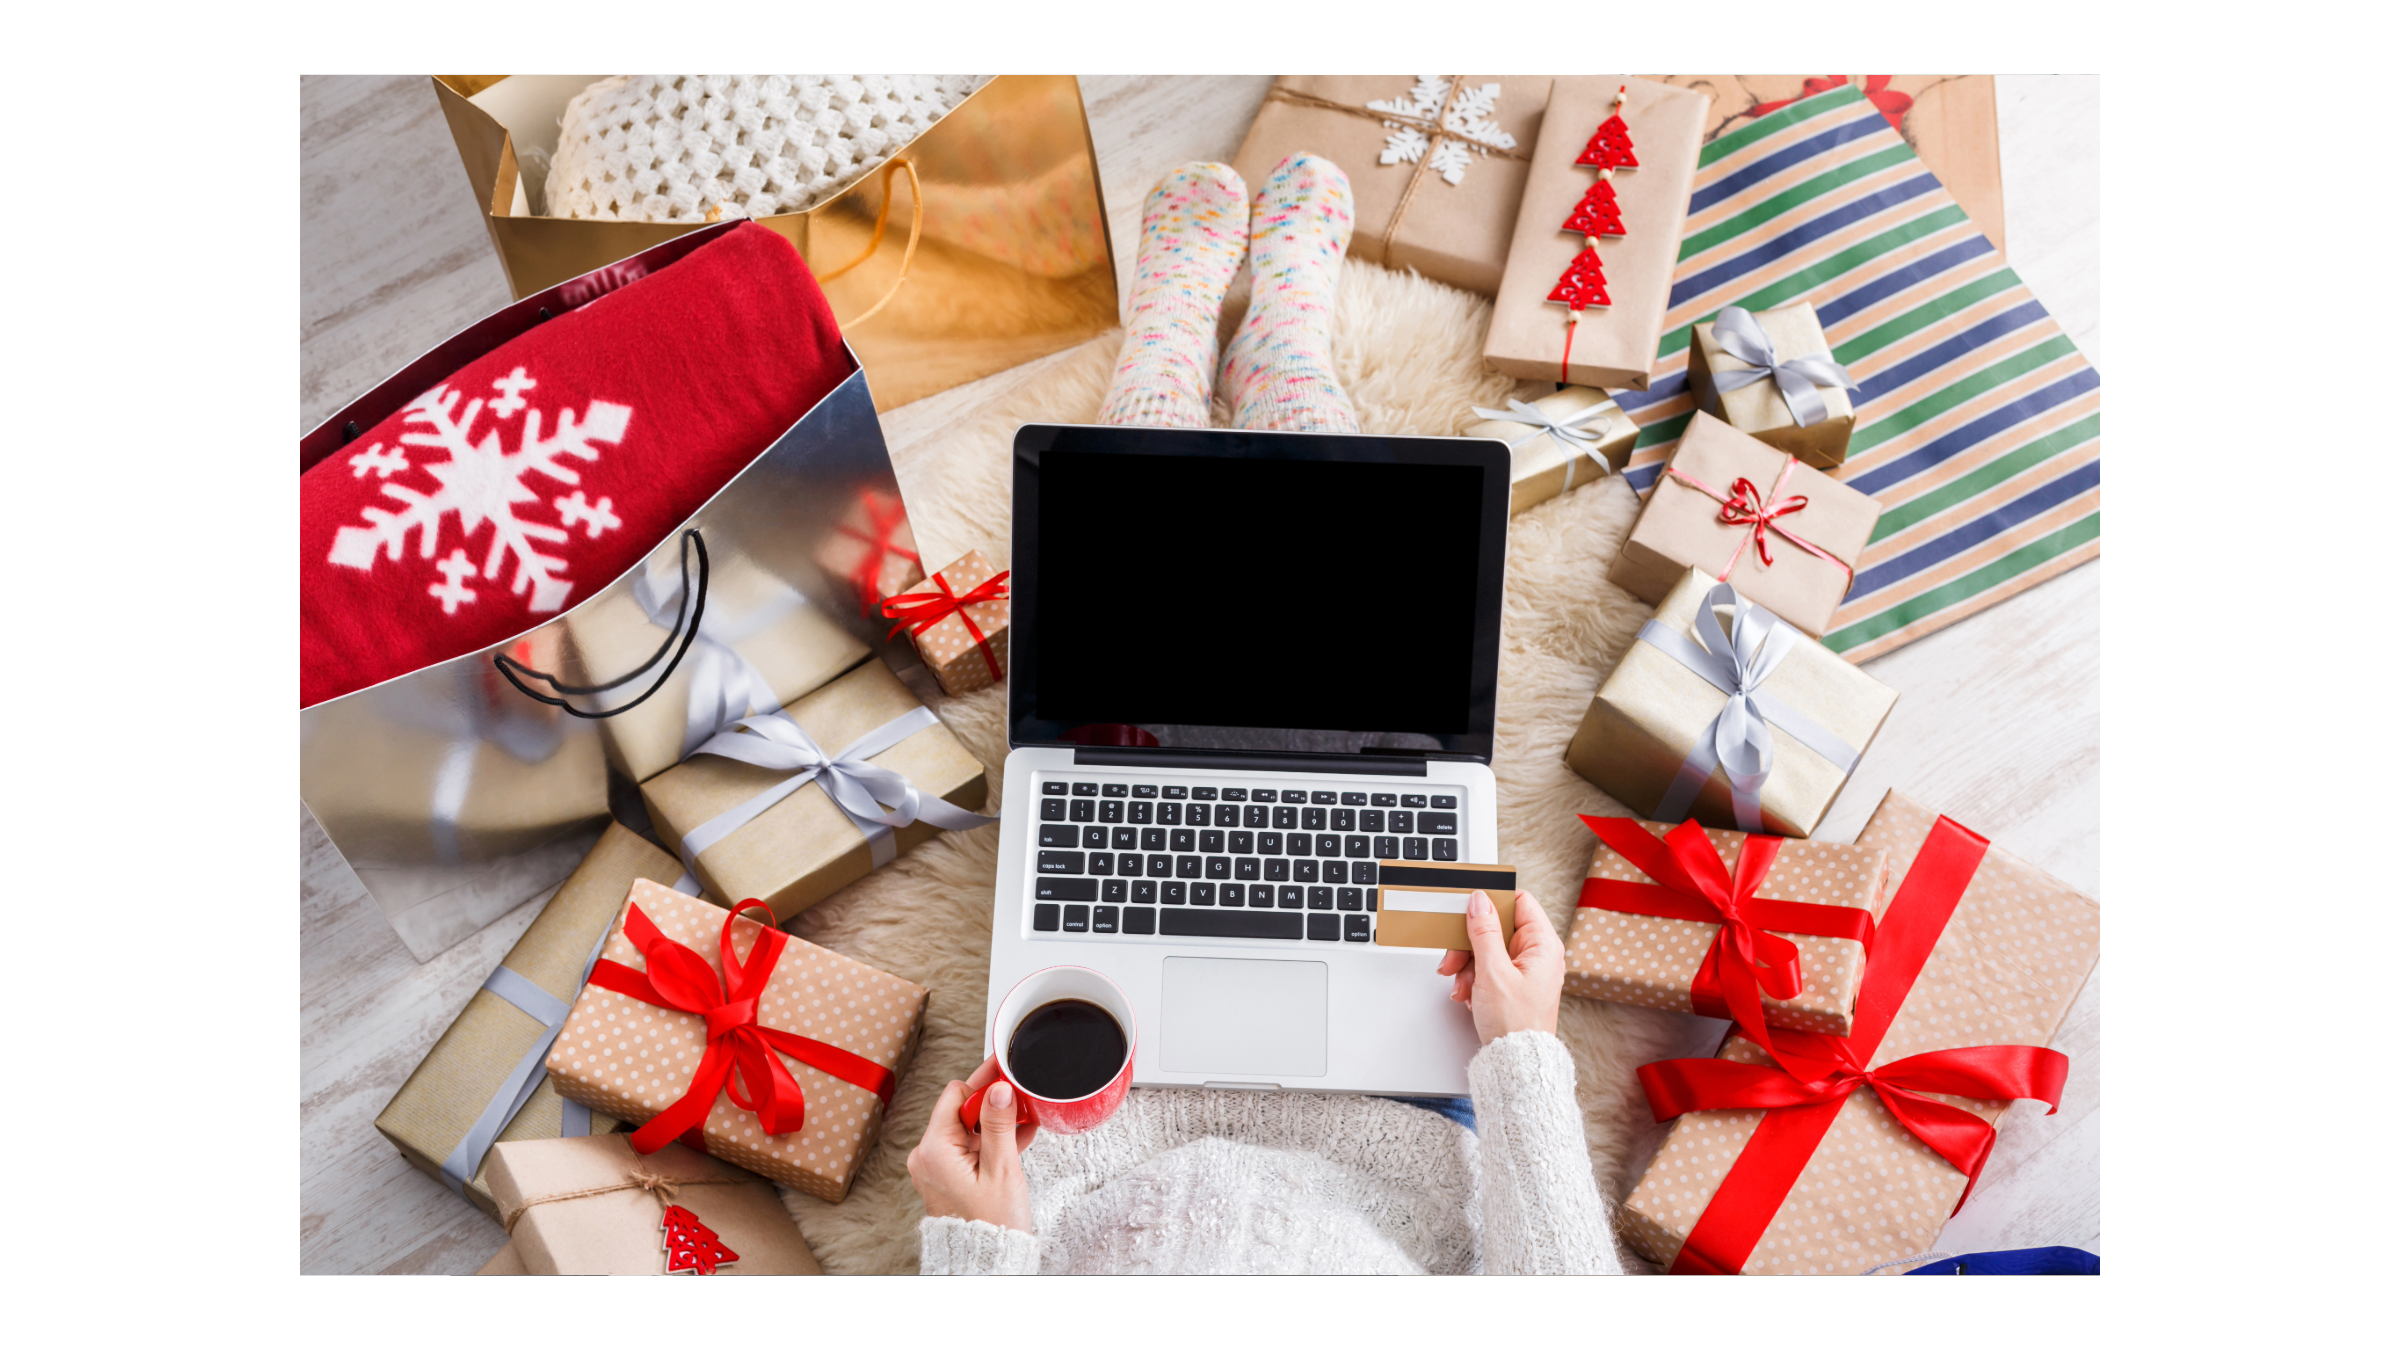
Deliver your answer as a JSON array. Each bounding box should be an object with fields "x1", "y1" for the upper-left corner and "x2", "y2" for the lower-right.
[
  {"x1": 1567, "y1": 567, "x2": 1896, "y2": 837},
  {"x1": 640, "y1": 660, "x2": 989, "y2": 922},
  {"x1": 375, "y1": 823, "x2": 683, "y2": 1220},
  {"x1": 1461, "y1": 387, "x2": 1640, "y2": 515},
  {"x1": 1688, "y1": 302, "x2": 1860, "y2": 470}
]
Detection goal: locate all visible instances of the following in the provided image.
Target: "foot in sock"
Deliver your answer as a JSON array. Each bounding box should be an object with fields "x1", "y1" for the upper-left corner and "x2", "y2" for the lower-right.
[
  {"x1": 1220, "y1": 153, "x2": 1359, "y2": 433},
  {"x1": 1097, "y1": 163, "x2": 1250, "y2": 428}
]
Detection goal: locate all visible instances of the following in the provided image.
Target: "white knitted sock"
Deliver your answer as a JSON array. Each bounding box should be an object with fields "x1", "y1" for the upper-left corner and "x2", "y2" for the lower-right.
[
  {"x1": 1096, "y1": 163, "x2": 1251, "y2": 429},
  {"x1": 1220, "y1": 153, "x2": 1360, "y2": 433}
]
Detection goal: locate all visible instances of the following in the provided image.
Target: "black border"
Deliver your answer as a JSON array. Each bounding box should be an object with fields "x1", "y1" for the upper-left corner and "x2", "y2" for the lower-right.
[{"x1": 1008, "y1": 422, "x2": 1513, "y2": 764}]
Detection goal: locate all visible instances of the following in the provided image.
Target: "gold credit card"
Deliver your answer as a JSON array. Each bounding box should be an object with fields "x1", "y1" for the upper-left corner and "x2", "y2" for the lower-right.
[{"x1": 1373, "y1": 862, "x2": 1519, "y2": 951}]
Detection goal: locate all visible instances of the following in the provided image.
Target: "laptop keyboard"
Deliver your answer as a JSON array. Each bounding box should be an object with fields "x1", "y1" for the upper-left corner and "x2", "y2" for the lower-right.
[{"x1": 1027, "y1": 778, "x2": 1461, "y2": 946}]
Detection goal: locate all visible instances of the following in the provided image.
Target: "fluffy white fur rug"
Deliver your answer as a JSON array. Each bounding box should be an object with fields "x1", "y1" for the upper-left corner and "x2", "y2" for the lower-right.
[{"x1": 781, "y1": 260, "x2": 1697, "y2": 1273}]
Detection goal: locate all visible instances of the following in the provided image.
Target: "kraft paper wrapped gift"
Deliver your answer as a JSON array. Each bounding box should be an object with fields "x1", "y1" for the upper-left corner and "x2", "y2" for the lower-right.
[
  {"x1": 485, "y1": 1134, "x2": 824, "y2": 1275},
  {"x1": 1485, "y1": 76, "x2": 1707, "y2": 389},
  {"x1": 564, "y1": 548, "x2": 870, "y2": 783},
  {"x1": 375, "y1": 823, "x2": 682, "y2": 1219},
  {"x1": 1688, "y1": 302, "x2": 1861, "y2": 469},
  {"x1": 1461, "y1": 387, "x2": 1641, "y2": 514},
  {"x1": 1608, "y1": 412, "x2": 1881, "y2": 638},
  {"x1": 1566, "y1": 817, "x2": 1889, "y2": 1037},
  {"x1": 882, "y1": 549, "x2": 1010, "y2": 697},
  {"x1": 1620, "y1": 790, "x2": 2100, "y2": 1275},
  {"x1": 1567, "y1": 568, "x2": 1896, "y2": 838},
  {"x1": 815, "y1": 487, "x2": 925, "y2": 623},
  {"x1": 640, "y1": 659, "x2": 989, "y2": 922},
  {"x1": 1229, "y1": 75, "x2": 1552, "y2": 296},
  {"x1": 547, "y1": 879, "x2": 930, "y2": 1202}
]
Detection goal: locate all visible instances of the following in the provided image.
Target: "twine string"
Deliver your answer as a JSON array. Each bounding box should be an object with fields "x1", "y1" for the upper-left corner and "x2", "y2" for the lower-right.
[
  {"x1": 1259, "y1": 82, "x2": 1533, "y2": 262},
  {"x1": 499, "y1": 1166, "x2": 748, "y2": 1236}
]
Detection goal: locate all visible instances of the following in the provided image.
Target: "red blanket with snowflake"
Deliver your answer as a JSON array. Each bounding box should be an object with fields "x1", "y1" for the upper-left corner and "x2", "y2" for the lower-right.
[{"x1": 300, "y1": 223, "x2": 853, "y2": 708}]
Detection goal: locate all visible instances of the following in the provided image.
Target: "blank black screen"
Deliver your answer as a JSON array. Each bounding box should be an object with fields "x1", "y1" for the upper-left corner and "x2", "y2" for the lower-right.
[{"x1": 1034, "y1": 450, "x2": 1483, "y2": 734}]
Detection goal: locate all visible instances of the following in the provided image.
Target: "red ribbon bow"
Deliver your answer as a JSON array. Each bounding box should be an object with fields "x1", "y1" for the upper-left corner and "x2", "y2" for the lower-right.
[
  {"x1": 1748, "y1": 76, "x2": 1915, "y2": 134},
  {"x1": 585, "y1": 901, "x2": 897, "y2": 1158},
  {"x1": 1663, "y1": 454, "x2": 1857, "y2": 594},
  {"x1": 1633, "y1": 815, "x2": 2071, "y2": 1275},
  {"x1": 880, "y1": 568, "x2": 1010, "y2": 682},
  {"x1": 1578, "y1": 816, "x2": 1873, "y2": 1063},
  {"x1": 836, "y1": 493, "x2": 921, "y2": 619}
]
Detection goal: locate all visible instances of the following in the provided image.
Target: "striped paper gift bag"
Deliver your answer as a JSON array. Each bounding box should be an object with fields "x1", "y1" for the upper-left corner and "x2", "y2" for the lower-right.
[{"x1": 1611, "y1": 84, "x2": 2099, "y2": 662}]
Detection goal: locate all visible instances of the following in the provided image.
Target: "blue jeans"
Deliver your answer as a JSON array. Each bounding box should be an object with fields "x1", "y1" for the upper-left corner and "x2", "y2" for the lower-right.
[{"x1": 1382, "y1": 1095, "x2": 1477, "y2": 1132}]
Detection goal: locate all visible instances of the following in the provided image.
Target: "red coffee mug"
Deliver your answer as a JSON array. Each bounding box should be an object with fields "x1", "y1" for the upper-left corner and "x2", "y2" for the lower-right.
[{"x1": 960, "y1": 964, "x2": 1136, "y2": 1136}]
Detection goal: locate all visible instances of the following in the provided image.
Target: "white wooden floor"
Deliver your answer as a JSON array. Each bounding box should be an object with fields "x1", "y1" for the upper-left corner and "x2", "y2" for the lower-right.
[{"x1": 299, "y1": 75, "x2": 2100, "y2": 1274}]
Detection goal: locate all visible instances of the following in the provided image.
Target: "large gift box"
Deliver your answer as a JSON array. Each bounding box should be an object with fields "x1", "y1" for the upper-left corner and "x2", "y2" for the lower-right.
[
  {"x1": 564, "y1": 548, "x2": 870, "y2": 783},
  {"x1": 1229, "y1": 75, "x2": 1552, "y2": 296},
  {"x1": 485, "y1": 1134, "x2": 824, "y2": 1275},
  {"x1": 639, "y1": 660, "x2": 990, "y2": 923},
  {"x1": 547, "y1": 880, "x2": 930, "y2": 1201},
  {"x1": 1687, "y1": 302, "x2": 1861, "y2": 470},
  {"x1": 1567, "y1": 567, "x2": 1896, "y2": 837},
  {"x1": 1608, "y1": 412, "x2": 1880, "y2": 639},
  {"x1": 1566, "y1": 816, "x2": 1887, "y2": 1040},
  {"x1": 1620, "y1": 790, "x2": 2100, "y2": 1275},
  {"x1": 1461, "y1": 386, "x2": 1640, "y2": 514},
  {"x1": 881, "y1": 549, "x2": 1010, "y2": 697},
  {"x1": 375, "y1": 823, "x2": 683, "y2": 1219},
  {"x1": 815, "y1": 487, "x2": 925, "y2": 623},
  {"x1": 1485, "y1": 76, "x2": 1707, "y2": 389}
]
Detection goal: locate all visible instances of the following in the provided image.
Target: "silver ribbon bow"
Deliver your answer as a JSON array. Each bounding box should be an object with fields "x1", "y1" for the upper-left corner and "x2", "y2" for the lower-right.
[
  {"x1": 1710, "y1": 304, "x2": 1860, "y2": 429},
  {"x1": 1639, "y1": 581, "x2": 1861, "y2": 833},
  {"x1": 632, "y1": 565, "x2": 809, "y2": 761},
  {"x1": 436, "y1": 924, "x2": 613, "y2": 1193},
  {"x1": 1471, "y1": 397, "x2": 1625, "y2": 490},
  {"x1": 676, "y1": 705, "x2": 995, "y2": 877}
]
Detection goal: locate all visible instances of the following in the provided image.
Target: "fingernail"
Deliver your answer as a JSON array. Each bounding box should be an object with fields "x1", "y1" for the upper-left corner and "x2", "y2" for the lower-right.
[
  {"x1": 991, "y1": 1081, "x2": 1013, "y2": 1108},
  {"x1": 1469, "y1": 890, "x2": 1490, "y2": 915}
]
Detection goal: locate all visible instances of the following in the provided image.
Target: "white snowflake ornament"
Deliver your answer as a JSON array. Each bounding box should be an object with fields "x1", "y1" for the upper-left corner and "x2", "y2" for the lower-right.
[{"x1": 1362, "y1": 76, "x2": 1517, "y2": 187}]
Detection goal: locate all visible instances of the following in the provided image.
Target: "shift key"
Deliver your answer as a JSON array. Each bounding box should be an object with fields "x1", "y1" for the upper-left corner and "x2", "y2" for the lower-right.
[{"x1": 1035, "y1": 877, "x2": 1099, "y2": 902}]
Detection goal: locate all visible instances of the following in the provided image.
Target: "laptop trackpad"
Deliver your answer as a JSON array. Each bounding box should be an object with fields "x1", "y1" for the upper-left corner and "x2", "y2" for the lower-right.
[{"x1": 1157, "y1": 956, "x2": 1328, "y2": 1079}]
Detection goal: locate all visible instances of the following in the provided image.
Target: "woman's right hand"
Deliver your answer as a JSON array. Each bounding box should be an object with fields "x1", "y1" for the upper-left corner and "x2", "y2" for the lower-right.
[
  {"x1": 907, "y1": 1055, "x2": 1037, "y2": 1234},
  {"x1": 1433, "y1": 890, "x2": 1565, "y2": 1045}
]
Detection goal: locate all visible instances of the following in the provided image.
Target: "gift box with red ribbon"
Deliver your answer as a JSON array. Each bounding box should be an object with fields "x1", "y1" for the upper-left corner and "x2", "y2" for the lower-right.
[
  {"x1": 1618, "y1": 790, "x2": 2099, "y2": 1275},
  {"x1": 881, "y1": 549, "x2": 1010, "y2": 696},
  {"x1": 546, "y1": 879, "x2": 929, "y2": 1202},
  {"x1": 815, "y1": 487, "x2": 925, "y2": 624},
  {"x1": 1565, "y1": 816, "x2": 1888, "y2": 1041}
]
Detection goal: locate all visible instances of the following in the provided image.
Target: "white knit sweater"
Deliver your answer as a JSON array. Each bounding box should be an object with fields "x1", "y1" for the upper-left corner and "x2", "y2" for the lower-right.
[{"x1": 919, "y1": 1031, "x2": 1624, "y2": 1275}]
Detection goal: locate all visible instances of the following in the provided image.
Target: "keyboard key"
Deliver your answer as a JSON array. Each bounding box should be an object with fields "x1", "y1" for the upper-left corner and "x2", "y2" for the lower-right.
[
  {"x1": 1093, "y1": 906, "x2": 1119, "y2": 933},
  {"x1": 1071, "y1": 799, "x2": 1095, "y2": 822},
  {"x1": 1401, "y1": 793, "x2": 1427, "y2": 809},
  {"x1": 1354, "y1": 862, "x2": 1378, "y2": 885},
  {"x1": 1337, "y1": 887, "x2": 1362, "y2": 911},
  {"x1": 1302, "y1": 807, "x2": 1327, "y2": 831},
  {"x1": 1307, "y1": 886, "x2": 1333, "y2": 910},
  {"x1": 1323, "y1": 860, "x2": 1347, "y2": 885},
  {"x1": 1273, "y1": 806, "x2": 1297, "y2": 830},
  {"x1": 1158, "y1": 802, "x2": 1183, "y2": 826},
  {"x1": 1344, "y1": 914, "x2": 1371, "y2": 942},
  {"x1": 1280, "y1": 885, "x2": 1305, "y2": 909},
  {"x1": 1041, "y1": 798, "x2": 1067, "y2": 821},
  {"x1": 1293, "y1": 859, "x2": 1320, "y2": 883},
  {"x1": 1206, "y1": 857, "x2": 1231, "y2": 880},
  {"x1": 1221, "y1": 788, "x2": 1248, "y2": 801},
  {"x1": 1102, "y1": 782, "x2": 1128, "y2": 798},
  {"x1": 1083, "y1": 826, "x2": 1108, "y2": 849},
  {"x1": 1112, "y1": 826, "x2": 1138, "y2": 851},
  {"x1": 1191, "y1": 786, "x2": 1218, "y2": 801},
  {"x1": 1311, "y1": 790, "x2": 1338, "y2": 805},
  {"x1": 1132, "y1": 784, "x2": 1158, "y2": 799},
  {"x1": 1146, "y1": 854, "x2": 1173, "y2": 877},
  {"x1": 1215, "y1": 804, "x2": 1240, "y2": 827},
  {"x1": 1331, "y1": 809, "x2": 1356, "y2": 832},
  {"x1": 1088, "y1": 853, "x2": 1113, "y2": 875},
  {"x1": 1162, "y1": 881, "x2": 1187, "y2": 904},
  {"x1": 1176, "y1": 855, "x2": 1202, "y2": 878},
  {"x1": 1366, "y1": 890, "x2": 1378, "y2": 912},
  {"x1": 1191, "y1": 882, "x2": 1216, "y2": 906},
  {"x1": 1432, "y1": 795, "x2": 1457, "y2": 809},
  {"x1": 1250, "y1": 884, "x2": 1277, "y2": 908},
  {"x1": 1033, "y1": 903, "x2": 1061, "y2": 931},
  {"x1": 1038, "y1": 851, "x2": 1084, "y2": 874},
  {"x1": 1421, "y1": 812, "x2": 1459, "y2": 836},
  {"x1": 1264, "y1": 858, "x2": 1290, "y2": 882},
  {"x1": 1344, "y1": 835, "x2": 1371, "y2": 858},
  {"x1": 1072, "y1": 782, "x2": 1098, "y2": 796},
  {"x1": 1281, "y1": 832, "x2": 1309, "y2": 857},
  {"x1": 1142, "y1": 827, "x2": 1167, "y2": 850},
  {"x1": 1118, "y1": 853, "x2": 1143, "y2": 876},
  {"x1": 1063, "y1": 904, "x2": 1091, "y2": 932},
  {"x1": 1036, "y1": 877, "x2": 1097, "y2": 902},
  {"x1": 1042, "y1": 781, "x2": 1068, "y2": 796},
  {"x1": 1316, "y1": 834, "x2": 1341, "y2": 858},
  {"x1": 1307, "y1": 914, "x2": 1340, "y2": 941},
  {"x1": 1129, "y1": 801, "x2": 1154, "y2": 825},
  {"x1": 1123, "y1": 907, "x2": 1156, "y2": 935},
  {"x1": 1235, "y1": 857, "x2": 1261, "y2": 881},
  {"x1": 1103, "y1": 879, "x2": 1127, "y2": 903},
  {"x1": 1389, "y1": 811, "x2": 1413, "y2": 834},
  {"x1": 1100, "y1": 800, "x2": 1124, "y2": 823},
  {"x1": 1404, "y1": 837, "x2": 1429, "y2": 860},
  {"x1": 1133, "y1": 880, "x2": 1157, "y2": 903},
  {"x1": 1200, "y1": 830, "x2": 1225, "y2": 853},
  {"x1": 1160, "y1": 909, "x2": 1302, "y2": 940},
  {"x1": 1373, "y1": 837, "x2": 1400, "y2": 859},
  {"x1": 1341, "y1": 792, "x2": 1368, "y2": 805},
  {"x1": 1164, "y1": 785, "x2": 1190, "y2": 800},
  {"x1": 1360, "y1": 810, "x2": 1385, "y2": 832},
  {"x1": 1433, "y1": 838, "x2": 1458, "y2": 862},
  {"x1": 1371, "y1": 793, "x2": 1398, "y2": 807},
  {"x1": 1243, "y1": 804, "x2": 1269, "y2": 829},
  {"x1": 1282, "y1": 790, "x2": 1307, "y2": 804},
  {"x1": 1039, "y1": 823, "x2": 1078, "y2": 848},
  {"x1": 1229, "y1": 831, "x2": 1254, "y2": 854}
]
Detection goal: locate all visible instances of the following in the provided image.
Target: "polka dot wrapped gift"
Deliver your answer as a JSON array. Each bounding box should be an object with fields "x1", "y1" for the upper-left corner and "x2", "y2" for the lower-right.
[
  {"x1": 546, "y1": 879, "x2": 929, "y2": 1202},
  {"x1": 1618, "y1": 790, "x2": 2099, "y2": 1275},
  {"x1": 880, "y1": 549, "x2": 1010, "y2": 696}
]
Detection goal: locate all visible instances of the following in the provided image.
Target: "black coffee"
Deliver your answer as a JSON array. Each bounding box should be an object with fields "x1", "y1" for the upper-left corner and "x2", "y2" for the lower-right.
[{"x1": 1006, "y1": 998, "x2": 1127, "y2": 1100}]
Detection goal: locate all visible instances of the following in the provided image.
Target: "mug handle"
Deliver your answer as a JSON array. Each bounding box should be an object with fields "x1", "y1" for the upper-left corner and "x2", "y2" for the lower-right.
[{"x1": 958, "y1": 1081, "x2": 996, "y2": 1134}]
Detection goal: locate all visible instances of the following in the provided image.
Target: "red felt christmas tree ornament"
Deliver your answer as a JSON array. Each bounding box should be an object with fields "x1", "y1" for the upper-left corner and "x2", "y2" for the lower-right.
[
  {"x1": 1575, "y1": 114, "x2": 1639, "y2": 170},
  {"x1": 1548, "y1": 246, "x2": 1613, "y2": 310},
  {"x1": 1561, "y1": 178, "x2": 1625, "y2": 236},
  {"x1": 659, "y1": 1203, "x2": 741, "y2": 1275},
  {"x1": 1549, "y1": 85, "x2": 1638, "y2": 381}
]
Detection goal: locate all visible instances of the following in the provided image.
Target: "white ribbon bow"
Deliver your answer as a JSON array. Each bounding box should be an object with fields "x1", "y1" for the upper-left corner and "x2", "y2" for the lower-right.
[
  {"x1": 632, "y1": 565, "x2": 809, "y2": 760},
  {"x1": 1639, "y1": 581, "x2": 1861, "y2": 833},
  {"x1": 1710, "y1": 305, "x2": 1860, "y2": 429},
  {"x1": 1471, "y1": 396, "x2": 1625, "y2": 489}
]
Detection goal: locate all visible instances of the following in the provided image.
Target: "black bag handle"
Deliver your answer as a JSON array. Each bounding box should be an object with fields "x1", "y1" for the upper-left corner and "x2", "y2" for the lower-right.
[{"x1": 493, "y1": 529, "x2": 709, "y2": 719}]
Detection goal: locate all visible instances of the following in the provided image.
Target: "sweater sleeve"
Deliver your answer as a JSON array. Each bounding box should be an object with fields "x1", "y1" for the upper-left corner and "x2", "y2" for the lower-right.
[
  {"x1": 1467, "y1": 1030, "x2": 1627, "y2": 1275},
  {"x1": 918, "y1": 1217, "x2": 1043, "y2": 1275}
]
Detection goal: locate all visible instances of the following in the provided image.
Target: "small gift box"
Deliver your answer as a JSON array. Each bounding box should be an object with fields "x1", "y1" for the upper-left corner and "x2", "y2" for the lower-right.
[
  {"x1": 375, "y1": 823, "x2": 683, "y2": 1219},
  {"x1": 881, "y1": 549, "x2": 1010, "y2": 697},
  {"x1": 1486, "y1": 76, "x2": 1707, "y2": 389},
  {"x1": 1620, "y1": 790, "x2": 2100, "y2": 1275},
  {"x1": 548, "y1": 880, "x2": 930, "y2": 1202},
  {"x1": 1687, "y1": 302, "x2": 1862, "y2": 469},
  {"x1": 565, "y1": 548, "x2": 871, "y2": 783},
  {"x1": 1608, "y1": 412, "x2": 1881, "y2": 638},
  {"x1": 1566, "y1": 567, "x2": 1896, "y2": 838},
  {"x1": 485, "y1": 1134, "x2": 824, "y2": 1275},
  {"x1": 639, "y1": 660, "x2": 990, "y2": 923},
  {"x1": 1230, "y1": 76, "x2": 1553, "y2": 295},
  {"x1": 1462, "y1": 387, "x2": 1640, "y2": 514},
  {"x1": 1565, "y1": 815, "x2": 1888, "y2": 1040},
  {"x1": 816, "y1": 487, "x2": 925, "y2": 623}
]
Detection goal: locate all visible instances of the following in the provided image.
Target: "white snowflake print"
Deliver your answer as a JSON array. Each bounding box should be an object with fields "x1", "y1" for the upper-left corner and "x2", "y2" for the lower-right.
[
  {"x1": 326, "y1": 367, "x2": 632, "y2": 617},
  {"x1": 1365, "y1": 76, "x2": 1517, "y2": 187}
]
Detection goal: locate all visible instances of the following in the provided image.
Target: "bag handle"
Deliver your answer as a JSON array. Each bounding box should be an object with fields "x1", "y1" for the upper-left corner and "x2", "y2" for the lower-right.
[
  {"x1": 817, "y1": 157, "x2": 923, "y2": 331},
  {"x1": 493, "y1": 530, "x2": 710, "y2": 719}
]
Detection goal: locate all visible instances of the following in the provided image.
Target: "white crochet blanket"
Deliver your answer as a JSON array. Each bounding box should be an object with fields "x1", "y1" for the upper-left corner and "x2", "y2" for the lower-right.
[{"x1": 545, "y1": 76, "x2": 981, "y2": 223}]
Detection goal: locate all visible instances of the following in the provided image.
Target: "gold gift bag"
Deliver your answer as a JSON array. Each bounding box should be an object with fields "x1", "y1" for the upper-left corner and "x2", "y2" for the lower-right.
[{"x1": 430, "y1": 75, "x2": 1118, "y2": 411}]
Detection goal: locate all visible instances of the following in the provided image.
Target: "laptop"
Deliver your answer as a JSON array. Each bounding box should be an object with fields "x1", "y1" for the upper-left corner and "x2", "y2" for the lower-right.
[{"x1": 983, "y1": 422, "x2": 1512, "y2": 1096}]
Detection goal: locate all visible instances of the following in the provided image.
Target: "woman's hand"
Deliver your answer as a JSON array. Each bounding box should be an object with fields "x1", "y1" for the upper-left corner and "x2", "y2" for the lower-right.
[
  {"x1": 906, "y1": 1055, "x2": 1037, "y2": 1234},
  {"x1": 1434, "y1": 890, "x2": 1565, "y2": 1045}
]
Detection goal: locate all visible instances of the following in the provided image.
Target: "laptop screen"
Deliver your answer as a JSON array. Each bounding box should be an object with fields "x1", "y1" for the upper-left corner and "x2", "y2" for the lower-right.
[{"x1": 1007, "y1": 424, "x2": 1509, "y2": 761}]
